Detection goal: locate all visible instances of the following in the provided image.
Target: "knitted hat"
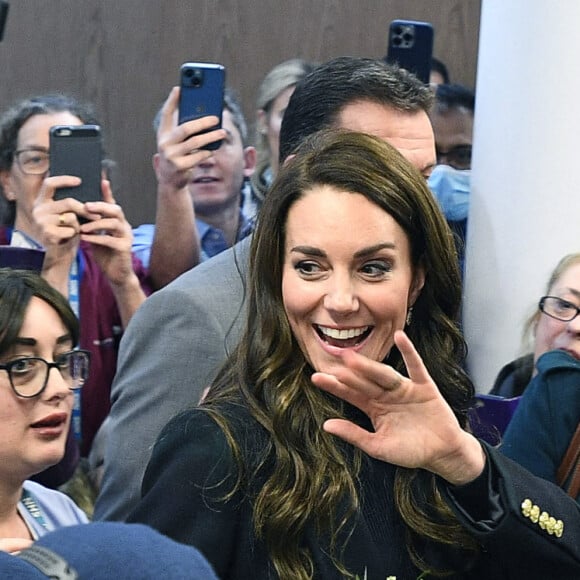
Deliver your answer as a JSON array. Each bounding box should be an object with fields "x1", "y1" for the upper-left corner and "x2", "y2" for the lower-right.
[{"x1": 0, "y1": 522, "x2": 218, "y2": 579}]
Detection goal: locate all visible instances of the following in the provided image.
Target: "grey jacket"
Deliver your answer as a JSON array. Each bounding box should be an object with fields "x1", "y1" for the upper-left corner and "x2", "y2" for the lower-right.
[{"x1": 94, "y1": 236, "x2": 251, "y2": 521}]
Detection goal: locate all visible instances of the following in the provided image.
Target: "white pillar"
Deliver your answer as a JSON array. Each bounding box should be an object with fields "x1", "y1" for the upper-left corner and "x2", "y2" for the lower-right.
[{"x1": 464, "y1": 0, "x2": 580, "y2": 391}]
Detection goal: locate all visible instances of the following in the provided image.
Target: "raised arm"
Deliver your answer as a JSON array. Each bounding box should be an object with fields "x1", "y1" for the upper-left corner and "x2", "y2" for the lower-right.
[{"x1": 148, "y1": 87, "x2": 226, "y2": 289}]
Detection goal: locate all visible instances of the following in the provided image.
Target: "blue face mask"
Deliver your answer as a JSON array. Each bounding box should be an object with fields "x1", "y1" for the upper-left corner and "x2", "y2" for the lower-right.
[{"x1": 427, "y1": 164, "x2": 471, "y2": 222}]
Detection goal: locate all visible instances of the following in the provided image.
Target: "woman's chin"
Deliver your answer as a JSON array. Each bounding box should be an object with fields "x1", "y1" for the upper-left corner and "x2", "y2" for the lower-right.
[{"x1": 28, "y1": 448, "x2": 67, "y2": 478}]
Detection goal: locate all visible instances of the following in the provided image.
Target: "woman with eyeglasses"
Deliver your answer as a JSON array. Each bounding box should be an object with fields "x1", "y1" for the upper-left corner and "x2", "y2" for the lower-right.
[
  {"x1": 0, "y1": 95, "x2": 150, "y2": 461},
  {"x1": 0, "y1": 268, "x2": 89, "y2": 553},
  {"x1": 499, "y1": 254, "x2": 580, "y2": 499},
  {"x1": 491, "y1": 253, "x2": 580, "y2": 398}
]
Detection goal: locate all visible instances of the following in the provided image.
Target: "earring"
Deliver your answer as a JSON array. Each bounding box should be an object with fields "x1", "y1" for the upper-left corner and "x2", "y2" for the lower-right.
[{"x1": 405, "y1": 307, "x2": 414, "y2": 326}]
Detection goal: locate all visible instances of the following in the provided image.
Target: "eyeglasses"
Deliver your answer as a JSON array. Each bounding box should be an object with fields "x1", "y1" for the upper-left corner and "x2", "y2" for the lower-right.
[
  {"x1": 539, "y1": 296, "x2": 580, "y2": 323},
  {"x1": 435, "y1": 145, "x2": 472, "y2": 170},
  {"x1": 14, "y1": 148, "x2": 50, "y2": 175},
  {"x1": 0, "y1": 349, "x2": 90, "y2": 398}
]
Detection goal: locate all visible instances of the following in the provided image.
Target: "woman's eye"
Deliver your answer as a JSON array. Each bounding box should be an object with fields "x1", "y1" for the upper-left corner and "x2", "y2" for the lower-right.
[
  {"x1": 361, "y1": 261, "x2": 390, "y2": 277},
  {"x1": 55, "y1": 353, "x2": 70, "y2": 369},
  {"x1": 555, "y1": 298, "x2": 575, "y2": 313},
  {"x1": 11, "y1": 358, "x2": 36, "y2": 374},
  {"x1": 295, "y1": 260, "x2": 321, "y2": 275}
]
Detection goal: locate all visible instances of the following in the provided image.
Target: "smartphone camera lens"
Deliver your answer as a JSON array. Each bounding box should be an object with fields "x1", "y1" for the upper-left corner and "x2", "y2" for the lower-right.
[{"x1": 183, "y1": 67, "x2": 204, "y2": 87}]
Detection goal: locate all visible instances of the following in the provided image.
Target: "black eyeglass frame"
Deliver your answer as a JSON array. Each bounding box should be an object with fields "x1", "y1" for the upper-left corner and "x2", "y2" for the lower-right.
[
  {"x1": 13, "y1": 147, "x2": 50, "y2": 176},
  {"x1": 0, "y1": 349, "x2": 90, "y2": 398},
  {"x1": 538, "y1": 295, "x2": 580, "y2": 323}
]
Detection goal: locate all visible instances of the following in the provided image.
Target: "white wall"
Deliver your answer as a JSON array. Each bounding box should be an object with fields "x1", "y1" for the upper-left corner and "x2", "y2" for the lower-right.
[{"x1": 464, "y1": 0, "x2": 580, "y2": 390}]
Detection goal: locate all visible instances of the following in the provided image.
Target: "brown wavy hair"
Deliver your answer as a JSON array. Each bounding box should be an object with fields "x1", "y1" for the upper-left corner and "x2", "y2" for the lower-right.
[{"x1": 204, "y1": 130, "x2": 477, "y2": 578}]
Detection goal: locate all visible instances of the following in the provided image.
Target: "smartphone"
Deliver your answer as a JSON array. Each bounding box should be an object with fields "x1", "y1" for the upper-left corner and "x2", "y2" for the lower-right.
[
  {"x1": 386, "y1": 19, "x2": 434, "y2": 84},
  {"x1": 50, "y1": 125, "x2": 102, "y2": 203},
  {"x1": 178, "y1": 62, "x2": 225, "y2": 151}
]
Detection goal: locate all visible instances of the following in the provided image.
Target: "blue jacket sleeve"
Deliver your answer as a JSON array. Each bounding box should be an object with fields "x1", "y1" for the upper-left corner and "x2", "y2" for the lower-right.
[{"x1": 501, "y1": 350, "x2": 580, "y2": 486}]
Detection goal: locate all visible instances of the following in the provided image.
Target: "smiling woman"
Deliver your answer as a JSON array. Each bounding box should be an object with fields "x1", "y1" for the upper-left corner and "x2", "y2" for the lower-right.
[
  {"x1": 0, "y1": 268, "x2": 88, "y2": 552},
  {"x1": 282, "y1": 184, "x2": 424, "y2": 370},
  {"x1": 128, "y1": 130, "x2": 580, "y2": 579}
]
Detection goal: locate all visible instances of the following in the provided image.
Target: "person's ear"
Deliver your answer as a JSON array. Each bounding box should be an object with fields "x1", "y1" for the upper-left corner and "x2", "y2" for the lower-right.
[
  {"x1": 408, "y1": 265, "x2": 426, "y2": 306},
  {"x1": 243, "y1": 146, "x2": 257, "y2": 178},
  {"x1": 0, "y1": 170, "x2": 16, "y2": 201},
  {"x1": 281, "y1": 153, "x2": 296, "y2": 167}
]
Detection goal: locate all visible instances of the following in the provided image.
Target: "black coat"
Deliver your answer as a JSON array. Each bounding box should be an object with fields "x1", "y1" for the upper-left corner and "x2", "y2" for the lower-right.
[{"x1": 129, "y1": 405, "x2": 580, "y2": 579}]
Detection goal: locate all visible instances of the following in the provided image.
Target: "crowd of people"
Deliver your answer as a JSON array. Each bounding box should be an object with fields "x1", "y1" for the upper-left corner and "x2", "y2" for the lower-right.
[{"x1": 0, "y1": 53, "x2": 578, "y2": 579}]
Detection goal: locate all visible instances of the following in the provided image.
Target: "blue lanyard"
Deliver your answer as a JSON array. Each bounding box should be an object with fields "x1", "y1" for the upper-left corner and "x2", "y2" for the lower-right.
[
  {"x1": 21, "y1": 488, "x2": 48, "y2": 532},
  {"x1": 68, "y1": 255, "x2": 83, "y2": 443}
]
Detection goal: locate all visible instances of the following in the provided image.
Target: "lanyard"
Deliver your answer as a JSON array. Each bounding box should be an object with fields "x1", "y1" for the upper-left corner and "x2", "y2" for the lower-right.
[
  {"x1": 20, "y1": 488, "x2": 48, "y2": 533},
  {"x1": 17, "y1": 496, "x2": 79, "y2": 580},
  {"x1": 68, "y1": 258, "x2": 82, "y2": 443}
]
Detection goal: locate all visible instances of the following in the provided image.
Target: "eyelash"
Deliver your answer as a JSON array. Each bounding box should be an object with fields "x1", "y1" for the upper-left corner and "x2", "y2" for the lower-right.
[
  {"x1": 293, "y1": 260, "x2": 392, "y2": 279},
  {"x1": 294, "y1": 260, "x2": 320, "y2": 276},
  {"x1": 361, "y1": 261, "x2": 391, "y2": 277}
]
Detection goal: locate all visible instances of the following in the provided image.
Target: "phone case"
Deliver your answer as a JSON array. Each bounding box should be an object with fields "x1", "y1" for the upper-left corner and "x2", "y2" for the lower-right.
[
  {"x1": 178, "y1": 62, "x2": 225, "y2": 151},
  {"x1": 50, "y1": 125, "x2": 102, "y2": 203},
  {"x1": 386, "y1": 19, "x2": 434, "y2": 84}
]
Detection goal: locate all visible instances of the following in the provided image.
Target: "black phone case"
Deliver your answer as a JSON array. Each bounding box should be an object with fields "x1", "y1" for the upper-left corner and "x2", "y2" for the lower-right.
[
  {"x1": 178, "y1": 62, "x2": 225, "y2": 151},
  {"x1": 50, "y1": 125, "x2": 102, "y2": 203},
  {"x1": 386, "y1": 20, "x2": 434, "y2": 84}
]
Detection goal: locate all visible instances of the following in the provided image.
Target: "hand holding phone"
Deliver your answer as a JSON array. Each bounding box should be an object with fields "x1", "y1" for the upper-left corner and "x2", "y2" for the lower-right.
[
  {"x1": 178, "y1": 62, "x2": 225, "y2": 151},
  {"x1": 49, "y1": 125, "x2": 103, "y2": 203}
]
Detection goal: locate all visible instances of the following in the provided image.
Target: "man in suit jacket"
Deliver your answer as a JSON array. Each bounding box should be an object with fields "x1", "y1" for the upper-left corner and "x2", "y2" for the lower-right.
[{"x1": 94, "y1": 57, "x2": 436, "y2": 520}]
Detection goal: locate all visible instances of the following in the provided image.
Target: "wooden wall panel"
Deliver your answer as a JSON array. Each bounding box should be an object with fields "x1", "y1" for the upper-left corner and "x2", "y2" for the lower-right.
[{"x1": 0, "y1": 0, "x2": 480, "y2": 225}]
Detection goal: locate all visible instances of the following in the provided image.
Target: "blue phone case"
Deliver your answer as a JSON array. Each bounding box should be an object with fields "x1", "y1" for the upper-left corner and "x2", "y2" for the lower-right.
[{"x1": 178, "y1": 62, "x2": 225, "y2": 151}]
